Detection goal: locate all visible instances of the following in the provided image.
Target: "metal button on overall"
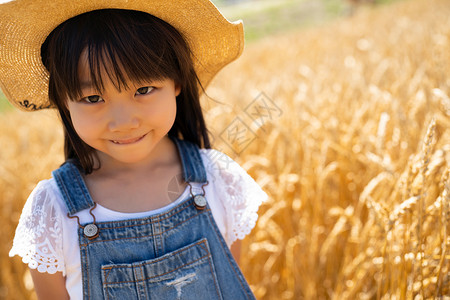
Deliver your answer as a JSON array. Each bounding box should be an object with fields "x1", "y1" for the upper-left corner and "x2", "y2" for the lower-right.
[
  {"x1": 194, "y1": 195, "x2": 207, "y2": 210},
  {"x1": 83, "y1": 224, "x2": 99, "y2": 239}
]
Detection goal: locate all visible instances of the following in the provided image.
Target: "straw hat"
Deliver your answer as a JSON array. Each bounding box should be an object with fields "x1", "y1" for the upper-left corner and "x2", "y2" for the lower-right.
[{"x1": 0, "y1": 0, "x2": 244, "y2": 111}]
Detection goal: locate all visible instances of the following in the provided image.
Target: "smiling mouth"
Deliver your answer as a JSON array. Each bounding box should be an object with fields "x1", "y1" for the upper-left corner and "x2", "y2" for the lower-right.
[{"x1": 111, "y1": 133, "x2": 147, "y2": 145}]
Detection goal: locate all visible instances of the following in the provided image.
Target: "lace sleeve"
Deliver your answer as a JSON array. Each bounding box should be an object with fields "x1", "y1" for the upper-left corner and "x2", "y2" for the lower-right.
[
  {"x1": 9, "y1": 180, "x2": 65, "y2": 275},
  {"x1": 203, "y1": 150, "x2": 268, "y2": 245}
]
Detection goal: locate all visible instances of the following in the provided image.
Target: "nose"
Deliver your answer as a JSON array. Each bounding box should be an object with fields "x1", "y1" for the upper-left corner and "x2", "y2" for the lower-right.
[{"x1": 107, "y1": 100, "x2": 140, "y2": 132}]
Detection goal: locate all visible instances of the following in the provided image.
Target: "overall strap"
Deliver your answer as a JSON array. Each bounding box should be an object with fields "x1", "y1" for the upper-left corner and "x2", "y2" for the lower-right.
[
  {"x1": 52, "y1": 162, "x2": 95, "y2": 215},
  {"x1": 171, "y1": 137, "x2": 207, "y2": 183}
]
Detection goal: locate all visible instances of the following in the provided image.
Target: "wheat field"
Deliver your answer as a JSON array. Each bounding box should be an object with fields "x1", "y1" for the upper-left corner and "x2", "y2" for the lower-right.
[{"x1": 1, "y1": 0, "x2": 449, "y2": 299}]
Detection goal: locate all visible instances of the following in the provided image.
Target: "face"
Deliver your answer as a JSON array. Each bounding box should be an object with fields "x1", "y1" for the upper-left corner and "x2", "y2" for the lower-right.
[{"x1": 67, "y1": 52, "x2": 180, "y2": 168}]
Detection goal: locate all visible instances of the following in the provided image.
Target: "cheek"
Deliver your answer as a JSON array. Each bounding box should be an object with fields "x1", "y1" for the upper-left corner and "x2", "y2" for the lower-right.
[
  {"x1": 67, "y1": 105, "x2": 98, "y2": 141},
  {"x1": 144, "y1": 96, "x2": 177, "y2": 128},
  {"x1": 71, "y1": 115, "x2": 88, "y2": 137}
]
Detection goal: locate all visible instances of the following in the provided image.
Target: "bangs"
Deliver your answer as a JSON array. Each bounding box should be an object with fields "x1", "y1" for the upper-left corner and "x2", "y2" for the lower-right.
[
  {"x1": 82, "y1": 39, "x2": 168, "y2": 97},
  {"x1": 42, "y1": 9, "x2": 185, "y2": 101}
]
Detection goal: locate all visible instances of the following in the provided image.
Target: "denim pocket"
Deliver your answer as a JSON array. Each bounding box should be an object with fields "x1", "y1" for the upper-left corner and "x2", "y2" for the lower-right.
[{"x1": 101, "y1": 238, "x2": 223, "y2": 300}]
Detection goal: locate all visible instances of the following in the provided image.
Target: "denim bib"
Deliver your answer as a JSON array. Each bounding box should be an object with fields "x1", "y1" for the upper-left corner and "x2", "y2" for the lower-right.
[{"x1": 52, "y1": 137, "x2": 256, "y2": 299}]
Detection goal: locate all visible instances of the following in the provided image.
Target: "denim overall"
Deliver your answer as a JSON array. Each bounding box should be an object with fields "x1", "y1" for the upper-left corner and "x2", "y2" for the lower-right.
[{"x1": 52, "y1": 137, "x2": 256, "y2": 300}]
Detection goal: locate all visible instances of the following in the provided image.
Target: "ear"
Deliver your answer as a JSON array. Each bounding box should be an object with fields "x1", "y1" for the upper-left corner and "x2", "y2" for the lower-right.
[{"x1": 175, "y1": 83, "x2": 181, "y2": 97}]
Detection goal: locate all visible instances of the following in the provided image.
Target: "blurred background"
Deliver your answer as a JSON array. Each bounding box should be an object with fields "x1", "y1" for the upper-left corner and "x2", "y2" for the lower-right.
[
  {"x1": 1, "y1": 0, "x2": 449, "y2": 299},
  {"x1": 213, "y1": 0, "x2": 391, "y2": 40}
]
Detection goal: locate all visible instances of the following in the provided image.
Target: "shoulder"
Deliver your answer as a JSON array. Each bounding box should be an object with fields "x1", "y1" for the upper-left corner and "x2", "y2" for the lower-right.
[
  {"x1": 199, "y1": 148, "x2": 268, "y2": 245},
  {"x1": 23, "y1": 178, "x2": 67, "y2": 215},
  {"x1": 15, "y1": 178, "x2": 68, "y2": 235},
  {"x1": 199, "y1": 148, "x2": 267, "y2": 202},
  {"x1": 199, "y1": 148, "x2": 247, "y2": 184},
  {"x1": 31, "y1": 178, "x2": 62, "y2": 197}
]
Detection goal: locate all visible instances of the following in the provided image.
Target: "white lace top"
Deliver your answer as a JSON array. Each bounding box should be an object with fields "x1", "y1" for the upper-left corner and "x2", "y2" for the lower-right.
[{"x1": 9, "y1": 149, "x2": 267, "y2": 299}]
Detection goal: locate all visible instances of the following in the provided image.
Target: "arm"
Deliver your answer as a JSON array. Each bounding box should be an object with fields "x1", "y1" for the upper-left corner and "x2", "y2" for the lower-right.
[
  {"x1": 231, "y1": 240, "x2": 241, "y2": 264},
  {"x1": 30, "y1": 269, "x2": 69, "y2": 300}
]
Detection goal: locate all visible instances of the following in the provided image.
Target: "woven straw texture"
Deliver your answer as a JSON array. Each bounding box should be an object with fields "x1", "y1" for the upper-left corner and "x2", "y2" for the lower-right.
[{"x1": 0, "y1": 0, "x2": 244, "y2": 111}]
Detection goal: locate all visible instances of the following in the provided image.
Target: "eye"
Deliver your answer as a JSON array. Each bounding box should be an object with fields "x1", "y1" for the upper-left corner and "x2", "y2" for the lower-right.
[
  {"x1": 136, "y1": 86, "x2": 155, "y2": 95},
  {"x1": 81, "y1": 95, "x2": 103, "y2": 104}
]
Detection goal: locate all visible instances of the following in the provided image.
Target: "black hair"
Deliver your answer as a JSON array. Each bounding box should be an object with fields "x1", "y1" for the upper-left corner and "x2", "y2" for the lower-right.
[{"x1": 41, "y1": 9, "x2": 211, "y2": 174}]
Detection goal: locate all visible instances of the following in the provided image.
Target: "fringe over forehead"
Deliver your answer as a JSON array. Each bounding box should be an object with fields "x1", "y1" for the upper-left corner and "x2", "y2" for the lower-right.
[{"x1": 41, "y1": 9, "x2": 190, "y2": 102}]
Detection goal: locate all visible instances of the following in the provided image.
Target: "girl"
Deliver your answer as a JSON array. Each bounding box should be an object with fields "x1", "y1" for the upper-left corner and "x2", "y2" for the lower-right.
[{"x1": 1, "y1": 1, "x2": 267, "y2": 299}]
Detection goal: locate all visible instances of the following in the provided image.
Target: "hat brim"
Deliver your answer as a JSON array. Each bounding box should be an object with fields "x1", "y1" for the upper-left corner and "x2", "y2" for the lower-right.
[{"x1": 0, "y1": 0, "x2": 244, "y2": 111}]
